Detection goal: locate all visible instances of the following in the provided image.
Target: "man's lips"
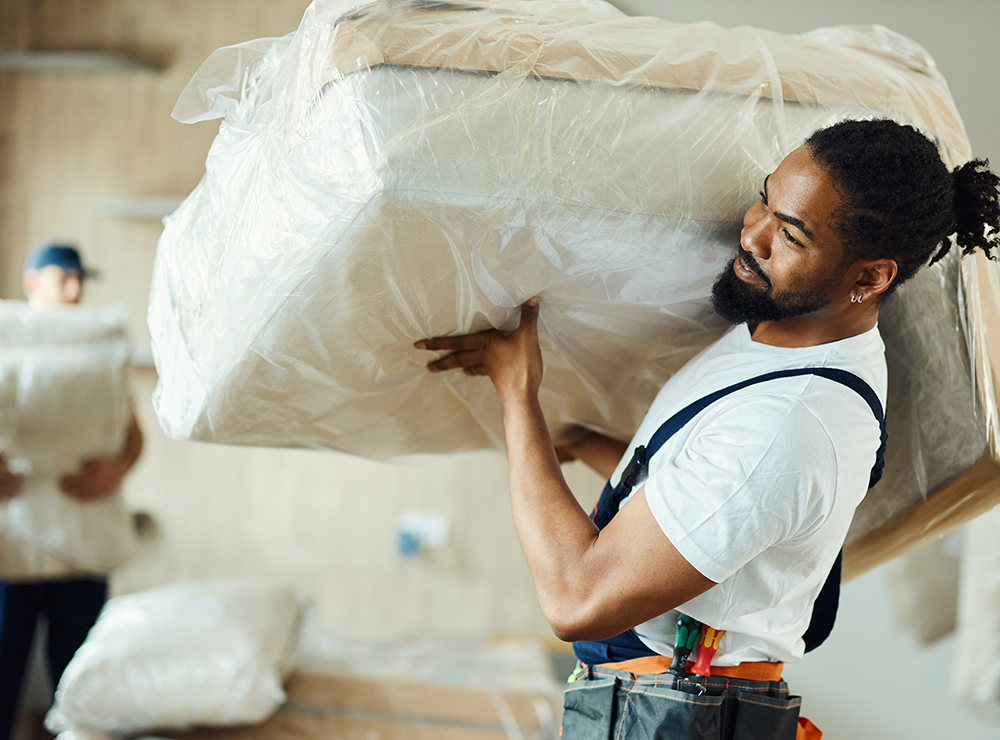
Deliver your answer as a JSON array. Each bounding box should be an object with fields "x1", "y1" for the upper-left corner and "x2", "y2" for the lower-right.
[{"x1": 734, "y1": 253, "x2": 767, "y2": 285}]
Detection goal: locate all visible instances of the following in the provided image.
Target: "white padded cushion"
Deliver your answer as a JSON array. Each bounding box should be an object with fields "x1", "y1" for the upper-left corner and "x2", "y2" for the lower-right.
[{"x1": 46, "y1": 580, "x2": 301, "y2": 734}]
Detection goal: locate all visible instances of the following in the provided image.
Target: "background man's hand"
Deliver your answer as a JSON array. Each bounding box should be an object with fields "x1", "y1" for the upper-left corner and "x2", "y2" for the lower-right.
[
  {"x1": 416, "y1": 298, "x2": 543, "y2": 406},
  {"x1": 554, "y1": 427, "x2": 630, "y2": 479},
  {"x1": 0, "y1": 455, "x2": 24, "y2": 501},
  {"x1": 59, "y1": 457, "x2": 128, "y2": 502}
]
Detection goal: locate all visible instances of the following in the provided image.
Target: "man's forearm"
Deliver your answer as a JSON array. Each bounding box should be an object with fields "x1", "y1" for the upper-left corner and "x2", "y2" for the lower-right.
[
  {"x1": 418, "y1": 301, "x2": 713, "y2": 640},
  {"x1": 501, "y1": 392, "x2": 603, "y2": 638}
]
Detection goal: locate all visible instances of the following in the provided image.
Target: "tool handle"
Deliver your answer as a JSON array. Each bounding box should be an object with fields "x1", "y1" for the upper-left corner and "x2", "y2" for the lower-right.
[
  {"x1": 691, "y1": 626, "x2": 725, "y2": 677},
  {"x1": 668, "y1": 613, "x2": 701, "y2": 675}
]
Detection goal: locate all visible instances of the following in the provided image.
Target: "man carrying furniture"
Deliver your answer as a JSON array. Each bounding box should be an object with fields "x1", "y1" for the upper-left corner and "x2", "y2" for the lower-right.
[
  {"x1": 418, "y1": 119, "x2": 1000, "y2": 739},
  {"x1": 0, "y1": 243, "x2": 143, "y2": 740}
]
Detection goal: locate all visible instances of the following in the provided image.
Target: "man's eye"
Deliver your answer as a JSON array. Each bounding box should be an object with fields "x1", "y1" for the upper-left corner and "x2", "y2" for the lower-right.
[
  {"x1": 782, "y1": 229, "x2": 800, "y2": 245},
  {"x1": 759, "y1": 191, "x2": 767, "y2": 205}
]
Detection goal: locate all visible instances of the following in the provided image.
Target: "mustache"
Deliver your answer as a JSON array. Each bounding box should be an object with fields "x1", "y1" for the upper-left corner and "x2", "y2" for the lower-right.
[{"x1": 737, "y1": 247, "x2": 770, "y2": 285}]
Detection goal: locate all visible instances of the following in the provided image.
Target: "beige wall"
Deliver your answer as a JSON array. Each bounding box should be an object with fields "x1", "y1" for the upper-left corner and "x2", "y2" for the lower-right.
[
  {"x1": 0, "y1": 0, "x2": 606, "y2": 639},
  {"x1": 613, "y1": 0, "x2": 1000, "y2": 165}
]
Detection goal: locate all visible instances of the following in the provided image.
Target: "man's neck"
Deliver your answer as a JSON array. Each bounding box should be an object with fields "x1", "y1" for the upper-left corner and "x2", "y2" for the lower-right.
[{"x1": 748, "y1": 310, "x2": 879, "y2": 348}]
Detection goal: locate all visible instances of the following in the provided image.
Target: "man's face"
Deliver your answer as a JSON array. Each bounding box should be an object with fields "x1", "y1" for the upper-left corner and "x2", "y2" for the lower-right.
[
  {"x1": 711, "y1": 146, "x2": 850, "y2": 325},
  {"x1": 23, "y1": 264, "x2": 84, "y2": 308}
]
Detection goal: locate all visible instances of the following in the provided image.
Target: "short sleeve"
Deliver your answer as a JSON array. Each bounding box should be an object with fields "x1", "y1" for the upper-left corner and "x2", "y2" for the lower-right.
[{"x1": 643, "y1": 395, "x2": 839, "y2": 584}]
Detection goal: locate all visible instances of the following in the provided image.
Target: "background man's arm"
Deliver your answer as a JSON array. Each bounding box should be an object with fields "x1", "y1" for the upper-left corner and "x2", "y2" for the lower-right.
[
  {"x1": 60, "y1": 408, "x2": 143, "y2": 502},
  {"x1": 419, "y1": 301, "x2": 714, "y2": 641}
]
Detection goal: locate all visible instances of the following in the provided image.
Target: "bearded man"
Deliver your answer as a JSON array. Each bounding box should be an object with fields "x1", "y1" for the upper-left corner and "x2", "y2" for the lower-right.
[{"x1": 417, "y1": 119, "x2": 1000, "y2": 739}]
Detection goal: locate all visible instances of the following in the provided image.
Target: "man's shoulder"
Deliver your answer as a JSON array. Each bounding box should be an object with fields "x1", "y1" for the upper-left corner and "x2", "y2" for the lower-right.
[{"x1": 690, "y1": 324, "x2": 886, "y2": 395}]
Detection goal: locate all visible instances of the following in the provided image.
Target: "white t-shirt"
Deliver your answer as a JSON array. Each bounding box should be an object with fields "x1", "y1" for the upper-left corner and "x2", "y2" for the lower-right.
[{"x1": 610, "y1": 323, "x2": 887, "y2": 666}]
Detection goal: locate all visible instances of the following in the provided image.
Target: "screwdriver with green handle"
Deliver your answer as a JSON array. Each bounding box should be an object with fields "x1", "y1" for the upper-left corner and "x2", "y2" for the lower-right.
[{"x1": 668, "y1": 613, "x2": 702, "y2": 676}]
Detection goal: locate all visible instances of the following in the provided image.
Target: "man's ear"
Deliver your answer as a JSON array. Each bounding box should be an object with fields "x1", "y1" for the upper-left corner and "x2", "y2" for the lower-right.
[
  {"x1": 21, "y1": 271, "x2": 37, "y2": 298},
  {"x1": 855, "y1": 259, "x2": 898, "y2": 301}
]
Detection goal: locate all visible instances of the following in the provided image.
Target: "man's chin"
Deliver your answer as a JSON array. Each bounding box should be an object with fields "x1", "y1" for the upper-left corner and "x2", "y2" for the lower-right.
[
  {"x1": 710, "y1": 265, "x2": 784, "y2": 325},
  {"x1": 711, "y1": 272, "x2": 830, "y2": 325}
]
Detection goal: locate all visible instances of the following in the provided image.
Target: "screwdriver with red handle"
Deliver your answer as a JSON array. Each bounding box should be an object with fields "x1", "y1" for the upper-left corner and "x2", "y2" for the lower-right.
[{"x1": 691, "y1": 625, "x2": 726, "y2": 677}]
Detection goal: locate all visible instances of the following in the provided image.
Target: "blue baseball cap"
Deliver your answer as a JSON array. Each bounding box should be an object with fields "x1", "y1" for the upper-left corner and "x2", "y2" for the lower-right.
[{"x1": 23, "y1": 242, "x2": 98, "y2": 278}]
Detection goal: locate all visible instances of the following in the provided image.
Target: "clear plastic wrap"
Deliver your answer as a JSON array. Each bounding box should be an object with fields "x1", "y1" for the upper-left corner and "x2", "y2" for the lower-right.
[
  {"x1": 149, "y1": 0, "x2": 989, "y2": 541},
  {"x1": 45, "y1": 579, "x2": 302, "y2": 736},
  {"x1": 0, "y1": 300, "x2": 135, "y2": 578}
]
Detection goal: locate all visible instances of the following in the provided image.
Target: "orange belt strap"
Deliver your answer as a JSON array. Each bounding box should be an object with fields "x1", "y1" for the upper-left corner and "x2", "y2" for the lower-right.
[{"x1": 597, "y1": 655, "x2": 784, "y2": 682}]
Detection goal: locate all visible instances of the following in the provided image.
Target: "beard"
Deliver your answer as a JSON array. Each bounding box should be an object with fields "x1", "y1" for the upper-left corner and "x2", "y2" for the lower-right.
[{"x1": 710, "y1": 249, "x2": 835, "y2": 325}]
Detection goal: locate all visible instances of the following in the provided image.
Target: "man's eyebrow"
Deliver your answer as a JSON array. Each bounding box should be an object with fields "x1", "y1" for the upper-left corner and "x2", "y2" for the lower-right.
[
  {"x1": 763, "y1": 174, "x2": 815, "y2": 241},
  {"x1": 777, "y1": 212, "x2": 814, "y2": 241}
]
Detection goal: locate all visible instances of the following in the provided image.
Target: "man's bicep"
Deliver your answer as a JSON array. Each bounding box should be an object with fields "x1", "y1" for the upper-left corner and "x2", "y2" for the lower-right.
[{"x1": 567, "y1": 487, "x2": 715, "y2": 641}]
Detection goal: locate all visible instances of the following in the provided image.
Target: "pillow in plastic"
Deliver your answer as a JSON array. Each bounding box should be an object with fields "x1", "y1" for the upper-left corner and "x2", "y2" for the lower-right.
[
  {"x1": 149, "y1": 0, "x2": 987, "y2": 541},
  {"x1": 0, "y1": 301, "x2": 135, "y2": 578},
  {"x1": 45, "y1": 579, "x2": 301, "y2": 735}
]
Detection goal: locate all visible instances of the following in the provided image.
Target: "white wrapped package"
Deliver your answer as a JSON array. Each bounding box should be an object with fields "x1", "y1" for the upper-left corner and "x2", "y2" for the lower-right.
[
  {"x1": 953, "y1": 505, "x2": 1000, "y2": 717},
  {"x1": 0, "y1": 301, "x2": 135, "y2": 578},
  {"x1": 45, "y1": 579, "x2": 302, "y2": 735},
  {"x1": 149, "y1": 0, "x2": 986, "y2": 540}
]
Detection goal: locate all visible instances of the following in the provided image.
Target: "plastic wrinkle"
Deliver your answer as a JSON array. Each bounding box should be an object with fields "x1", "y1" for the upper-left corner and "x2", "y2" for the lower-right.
[{"x1": 149, "y1": 0, "x2": 993, "y2": 544}]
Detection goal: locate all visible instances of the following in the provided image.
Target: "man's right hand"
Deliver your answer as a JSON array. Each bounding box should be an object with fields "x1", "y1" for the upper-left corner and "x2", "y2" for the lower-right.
[
  {"x1": 0, "y1": 455, "x2": 24, "y2": 501},
  {"x1": 417, "y1": 298, "x2": 545, "y2": 409}
]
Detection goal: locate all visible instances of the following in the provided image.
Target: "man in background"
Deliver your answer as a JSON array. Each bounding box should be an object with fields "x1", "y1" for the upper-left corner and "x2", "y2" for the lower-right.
[{"x1": 0, "y1": 243, "x2": 143, "y2": 740}]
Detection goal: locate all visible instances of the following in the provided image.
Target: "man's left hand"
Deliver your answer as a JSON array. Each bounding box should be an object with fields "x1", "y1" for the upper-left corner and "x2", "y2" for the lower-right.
[{"x1": 59, "y1": 457, "x2": 128, "y2": 502}]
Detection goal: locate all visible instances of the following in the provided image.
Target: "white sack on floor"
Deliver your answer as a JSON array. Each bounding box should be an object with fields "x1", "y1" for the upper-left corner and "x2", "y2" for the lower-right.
[
  {"x1": 149, "y1": 0, "x2": 987, "y2": 542},
  {"x1": 953, "y1": 504, "x2": 1000, "y2": 718},
  {"x1": 55, "y1": 732, "x2": 116, "y2": 740},
  {"x1": 0, "y1": 301, "x2": 134, "y2": 578},
  {"x1": 885, "y1": 533, "x2": 961, "y2": 644},
  {"x1": 46, "y1": 579, "x2": 302, "y2": 735}
]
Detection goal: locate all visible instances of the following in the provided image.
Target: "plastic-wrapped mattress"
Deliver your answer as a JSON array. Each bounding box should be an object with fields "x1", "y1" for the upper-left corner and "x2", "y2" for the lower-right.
[
  {"x1": 149, "y1": 0, "x2": 989, "y2": 542},
  {"x1": 0, "y1": 301, "x2": 134, "y2": 577}
]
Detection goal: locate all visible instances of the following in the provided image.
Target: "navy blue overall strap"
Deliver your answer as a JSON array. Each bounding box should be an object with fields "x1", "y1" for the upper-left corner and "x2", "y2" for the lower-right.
[
  {"x1": 591, "y1": 367, "x2": 886, "y2": 530},
  {"x1": 575, "y1": 366, "x2": 886, "y2": 665}
]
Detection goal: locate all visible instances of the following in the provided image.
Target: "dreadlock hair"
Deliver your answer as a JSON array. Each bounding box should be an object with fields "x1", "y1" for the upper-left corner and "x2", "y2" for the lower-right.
[{"x1": 805, "y1": 118, "x2": 1000, "y2": 297}]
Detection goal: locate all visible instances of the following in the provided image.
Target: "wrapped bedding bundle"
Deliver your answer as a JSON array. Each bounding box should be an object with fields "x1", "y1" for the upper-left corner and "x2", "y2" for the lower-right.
[
  {"x1": 149, "y1": 0, "x2": 989, "y2": 542},
  {"x1": 45, "y1": 579, "x2": 301, "y2": 735},
  {"x1": 0, "y1": 301, "x2": 135, "y2": 577}
]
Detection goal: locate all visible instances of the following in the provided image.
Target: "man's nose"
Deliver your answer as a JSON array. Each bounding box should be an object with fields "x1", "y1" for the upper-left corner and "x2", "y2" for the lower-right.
[
  {"x1": 65, "y1": 277, "x2": 82, "y2": 301},
  {"x1": 741, "y1": 216, "x2": 771, "y2": 260}
]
